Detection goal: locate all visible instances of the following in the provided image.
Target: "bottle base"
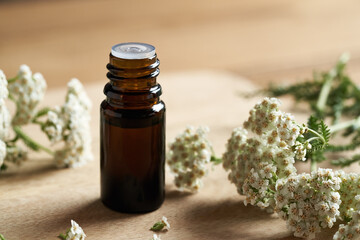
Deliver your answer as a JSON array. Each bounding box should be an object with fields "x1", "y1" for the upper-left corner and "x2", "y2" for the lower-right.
[{"x1": 101, "y1": 197, "x2": 164, "y2": 214}]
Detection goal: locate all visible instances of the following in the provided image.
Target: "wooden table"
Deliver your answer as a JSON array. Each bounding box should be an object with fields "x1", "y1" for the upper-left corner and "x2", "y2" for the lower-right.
[
  {"x1": 1, "y1": 0, "x2": 360, "y2": 88},
  {"x1": 1, "y1": 70, "x2": 355, "y2": 239},
  {"x1": 1, "y1": 0, "x2": 360, "y2": 239}
]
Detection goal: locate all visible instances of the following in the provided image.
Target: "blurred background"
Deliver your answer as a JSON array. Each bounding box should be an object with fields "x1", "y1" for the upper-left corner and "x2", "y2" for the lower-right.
[{"x1": 1, "y1": 0, "x2": 360, "y2": 88}]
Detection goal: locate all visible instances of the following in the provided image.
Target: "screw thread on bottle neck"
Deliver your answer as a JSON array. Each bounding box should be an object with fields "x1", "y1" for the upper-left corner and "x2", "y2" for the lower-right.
[{"x1": 104, "y1": 44, "x2": 161, "y2": 109}]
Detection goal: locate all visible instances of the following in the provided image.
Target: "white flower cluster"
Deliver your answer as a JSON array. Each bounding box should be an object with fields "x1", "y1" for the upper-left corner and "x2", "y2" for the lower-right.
[
  {"x1": 43, "y1": 110, "x2": 63, "y2": 143},
  {"x1": 167, "y1": 126, "x2": 213, "y2": 192},
  {"x1": 0, "y1": 70, "x2": 9, "y2": 100},
  {"x1": 244, "y1": 98, "x2": 299, "y2": 144},
  {"x1": 334, "y1": 208, "x2": 360, "y2": 240},
  {"x1": 8, "y1": 65, "x2": 46, "y2": 125},
  {"x1": 151, "y1": 234, "x2": 161, "y2": 240},
  {"x1": 222, "y1": 127, "x2": 249, "y2": 191},
  {"x1": 0, "y1": 70, "x2": 10, "y2": 167},
  {"x1": 4, "y1": 145, "x2": 27, "y2": 166},
  {"x1": 0, "y1": 140, "x2": 5, "y2": 168},
  {"x1": 44, "y1": 78, "x2": 92, "y2": 168},
  {"x1": 336, "y1": 171, "x2": 360, "y2": 221},
  {"x1": 221, "y1": 97, "x2": 360, "y2": 239},
  {"x1": 62, "y1": 220, "x2": 86, "y2": 240},
  {"x1": 275, "y1": 169, "x2": 341, "y2": 239},
  {"x1": 223, "y1": 98, "x2": 303, "y2": 211}
]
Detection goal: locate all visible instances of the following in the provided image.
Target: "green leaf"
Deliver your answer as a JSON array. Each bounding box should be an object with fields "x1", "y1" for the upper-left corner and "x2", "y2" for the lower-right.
[
  {"x1": 326, "y1": 140, "x2": 360, "y2": 152},
  {"x1": 264, "y1": 80, "x2": 323, "y2": 102},
  {"x1": 331, "y1": 154, "x2": 360, "y2": 167},
  {"x1": 210, "y1": 156, "x2": 222, "y2": 165},
  {"x1": 0, "y1": 164, "x2": 7, "y2": 171},
  {"x1": 150, "y1": 222, "x2": 165, "y2": 231},
  {"x1": 58, "y1": 233, "x2": 67, "y2": 240},
  {"x1": 307, "y1": 115, "x2": 320, "y2": 132},
  {"x1": 319, "y1": 121, "x2": 331, "y2": 144},
  {"x1": 0, "y1": 234, "x2": 6, "y2": 240}
]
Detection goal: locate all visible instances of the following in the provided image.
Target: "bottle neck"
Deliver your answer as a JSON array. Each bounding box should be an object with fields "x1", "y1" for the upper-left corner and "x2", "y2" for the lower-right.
[{"x1": 105, "y1": 54, "x2": 161, "y2": 109}]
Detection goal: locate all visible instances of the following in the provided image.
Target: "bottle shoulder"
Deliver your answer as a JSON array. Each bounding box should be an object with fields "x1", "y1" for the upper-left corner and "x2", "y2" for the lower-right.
[{"x1": 101, "y1": 100, "x2": 165, "y2": 119}]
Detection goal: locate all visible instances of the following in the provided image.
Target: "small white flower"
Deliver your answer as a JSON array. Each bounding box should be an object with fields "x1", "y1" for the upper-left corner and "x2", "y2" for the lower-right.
[
  {"x1": 333, "y1": 210, "x2": 360, "y2": 240},
  {"x1": 161, "y1": 216, "x2": 170, "y2": 229},
  {"x1": 61, "y1": 220, "x2": 86, "y2": 240},
  {"x1": 167, "y1": 126, "x2": 213, "y2": 192},
  {"x1": 0, "y1": 70, "x2": 9, "y2": 99},
  {"x1": 275, "y1": 169, "x2": 341, "y2": 239},
  {"x1": 52, "y1": 79, "x2": 93, "y2": 168},
  {"x1": 0, "y1": 140, "x2": 6, "y2": 166},
  {"x1": 9, "y1": 64, "x2": 47, "y2": 125},
  {"x1": 0, "y1": 99, "x2": 11, "y2": 140},
  {"x1": 151, "y1": 234, "x2": 161, "y2": 240},
  {"x1": 223, "y1": 98, "x2": 304, "y2": 212},
  {"x1": 69, "y1": 220, "x2": 85, "y2": 236},
  {"x1": 67, "y1": 78, "x2": 92, "y2": 110},
  {"x1": 43, "y1": 110, "x2": 64, "y2": 143},
  {"x1": 0, "y1": 71, "x2": 11, "y2": 140},
  {"x1": 4, "y1": 145, "x2": 27, "y2": 166},
  {"x1": 335, "y1": 171, "x2": 360, "y2": 220},
  {"x1": 222, "y1": 127, "x2": 248, "y2": 186}
]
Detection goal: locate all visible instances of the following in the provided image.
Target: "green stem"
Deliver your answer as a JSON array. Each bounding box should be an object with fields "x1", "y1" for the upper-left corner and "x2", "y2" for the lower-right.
[
  {"x1": 306, "y1": 136, "x2": 321, "y2": 143},
  {"x1": 267, "y1": 189, "x2": 276, "y2": 194},
  {"x1": 210, "y1": 156, "x2": 222, "y2": 165},
  {"x1": 7, "y1": 76, "x2": 17, "y2": 83},
  {"x1": 329, "y1": 117, "x2": 360, "y2": 133},
  {"x1": 316, "y1": 73, "x2": 335, "y2": 113},
  {"x1": 8, "y1": 135, "x2": 19, "y2": 143},
  {"x1": 310, "y1": 160, "x2": 317, "y2": 172},
  {"x1": 32, "y1": 119, "x2": 45, "y2": 126},
  {"x1": 8, "y1": 93, "x2": 16, "y2": 103},
  {"x1": 307, "y1": 128, "x2": 325, "y2": 142},
  {"x1": 33, "y1": 107, "x2": 51, "y2": 120},
  {"x1": 13, "y1": 126, "x2": 54, "y2": 156}
]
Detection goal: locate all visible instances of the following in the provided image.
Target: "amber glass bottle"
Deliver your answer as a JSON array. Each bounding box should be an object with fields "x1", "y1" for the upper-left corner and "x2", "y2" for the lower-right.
[{"x1": 100, "y1": 43, "x2": 165, "y2": 213}]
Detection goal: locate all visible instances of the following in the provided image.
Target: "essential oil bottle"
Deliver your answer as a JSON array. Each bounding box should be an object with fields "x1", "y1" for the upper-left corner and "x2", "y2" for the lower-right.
[{"x1": 100, "y1": 42, "x2": 165, "y2": 213}]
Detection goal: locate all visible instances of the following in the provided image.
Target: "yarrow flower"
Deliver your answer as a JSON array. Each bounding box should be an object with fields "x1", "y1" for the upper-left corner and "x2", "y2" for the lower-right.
[
  {"x1": 334, "y1": 208, "x2": 360, "y2": 240},
  {"x1": 44, "y1": 78, "x2": 93, "y2": 168},
  {"x1": 0, "y1": 65, "x2": 92, "y2": 171},
  {"x1": 336, "y1": 171, "x2": 360, "y2": 221},
  {"x1": 0, "y1": 140, "x2": 6, "y2": 167},
  {"x1": 223, "y1": 98, "x2": 304, "y2": 211},
  {"x1": 59, "y1": 220, "x2": 86, "y2": 240},
  {"x1": 8, "y1": 65, "x2": 46, "y2": 125},
  {"x1": 0, "y1": 99, "x2": 10, "y2": 141},
  {"x1": 3, "y1": 145, "x2": 27, "y2": 166},
  {"x1": 167, "y1": 126, "x2": 213, "y2": 192},
  {"x1": 43, "y1": 109, "x2": 64, "y2": 143},
  {"x1": 0, "y1": 70, "x2": 10, "y2": 138},
  {"x1": 151, "y1": 234, "x2": 161, "y2": 240},
  {"x1": 222, "y1": 127, "x2": 249, "y2": 190},
  {"x1": 0, "y1": 70, "x2": 9, "y2": 99},
  {"x1": 0, "y1": 70, "x2": 10, "y2": 167},
  {"x1": 275, "y1": 168, "x2": 341, "y2": 239}
]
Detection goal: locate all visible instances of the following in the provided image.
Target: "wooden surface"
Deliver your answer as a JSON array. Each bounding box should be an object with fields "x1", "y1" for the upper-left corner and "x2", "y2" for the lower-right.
[
  {"x1": 1, "y1": 0, "x2": 360, "y2": 239},
  {"x1": 0, "y1": 70, "x2": 354, "y2": 239},
  {"x1": 1, "y1": 0, "x2": 360, "y2": 88}
]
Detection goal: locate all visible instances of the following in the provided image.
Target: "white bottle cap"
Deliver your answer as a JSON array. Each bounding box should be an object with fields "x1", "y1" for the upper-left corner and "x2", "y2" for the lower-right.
[{"x1": 111, "y1": 42, "x2": 156, "y2": 59}]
